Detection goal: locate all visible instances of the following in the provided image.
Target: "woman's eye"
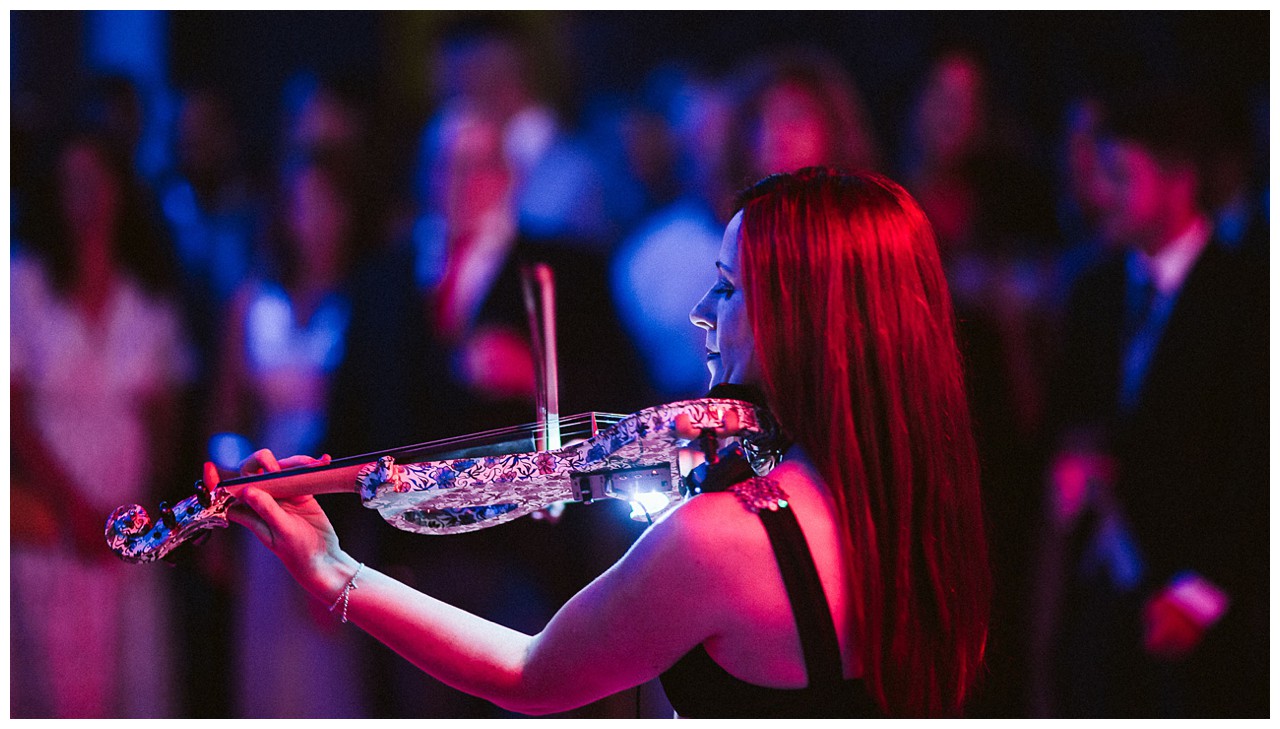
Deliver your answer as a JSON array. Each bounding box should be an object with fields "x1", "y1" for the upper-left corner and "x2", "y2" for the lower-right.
[{"x1": 712, "y1": 281, "x2": 735, "y2": 296}]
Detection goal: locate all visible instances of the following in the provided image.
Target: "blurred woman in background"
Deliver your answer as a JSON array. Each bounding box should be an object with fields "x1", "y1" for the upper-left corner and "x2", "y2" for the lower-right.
[
  {"x1": 721, "y1": 49, "x2": 881, "y2": 216},
  {"x1": 11, "y1": 130, "x2": 192, "y2": 718},
  {"x1": 207, "y1": 151, "x2": 368, "y2": 718}
]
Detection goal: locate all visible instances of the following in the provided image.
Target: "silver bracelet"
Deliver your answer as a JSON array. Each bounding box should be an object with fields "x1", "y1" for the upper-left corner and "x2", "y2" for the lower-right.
[{"x1": 328, "y1": 562, "x2": 364, "y2": 624}]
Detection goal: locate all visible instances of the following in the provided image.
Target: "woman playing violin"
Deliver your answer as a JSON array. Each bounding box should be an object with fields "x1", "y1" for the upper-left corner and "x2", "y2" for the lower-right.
[{"x1": 208, "y1": 168, "x2": 990, "y2": 718}]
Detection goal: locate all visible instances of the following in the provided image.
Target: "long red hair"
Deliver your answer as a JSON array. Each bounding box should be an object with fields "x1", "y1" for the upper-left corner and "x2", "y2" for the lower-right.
[{"x1": 737, "y1": 168, "x2": 990, "y2": 717}]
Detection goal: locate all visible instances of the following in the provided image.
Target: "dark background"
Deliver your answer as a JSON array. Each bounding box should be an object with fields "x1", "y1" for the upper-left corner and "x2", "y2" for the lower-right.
[
  {"x1": 13, "y1": 10, "x2": 1267, "y2": 192},
  {"x1": 8, "y1": 9, "x2": 1269, "y2": 720}
]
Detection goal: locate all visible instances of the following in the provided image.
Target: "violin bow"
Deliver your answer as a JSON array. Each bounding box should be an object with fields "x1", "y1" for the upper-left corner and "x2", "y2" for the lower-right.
[{"x1": 521, "y1": 262, "x2": 561, "y2": 451}]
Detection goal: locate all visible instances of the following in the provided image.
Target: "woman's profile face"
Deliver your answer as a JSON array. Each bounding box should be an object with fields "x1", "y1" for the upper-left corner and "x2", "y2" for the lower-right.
[{"x1": 690, "y1": 210, "x2": 760, "y2": 389}]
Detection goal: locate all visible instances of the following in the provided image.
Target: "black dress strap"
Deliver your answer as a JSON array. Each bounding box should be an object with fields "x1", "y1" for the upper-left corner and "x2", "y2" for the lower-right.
[{"x1": 757, "y1": 504, "x2": 845, "y2": 688}]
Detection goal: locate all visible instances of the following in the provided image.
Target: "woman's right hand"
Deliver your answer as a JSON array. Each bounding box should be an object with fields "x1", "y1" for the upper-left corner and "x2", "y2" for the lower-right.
[{"x1": 205, "y1": 449, "x2": 344, "y2": 596}]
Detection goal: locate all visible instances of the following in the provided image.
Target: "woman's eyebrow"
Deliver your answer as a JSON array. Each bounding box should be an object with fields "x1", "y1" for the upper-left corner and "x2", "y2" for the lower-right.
[{"x1": 715, "y1": 261, "x2": 735, "y2": 275}]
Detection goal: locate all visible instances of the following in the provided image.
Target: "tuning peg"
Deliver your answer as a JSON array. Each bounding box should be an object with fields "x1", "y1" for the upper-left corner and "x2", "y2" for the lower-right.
[
  {"x1": 159, "y1": 501, "x2": 177, "y2": 530},
  {"x1": 195, "y1": 479, "x2": 212, "y2": 508}
]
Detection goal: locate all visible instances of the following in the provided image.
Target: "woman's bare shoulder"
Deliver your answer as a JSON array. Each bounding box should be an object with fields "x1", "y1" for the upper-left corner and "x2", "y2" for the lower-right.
[
  {"x1": 657, "y1": 461, "x2": 821, "y2": 543},
  {"x1": 641, "y1": 486, "x2": 778, "y2": 591},
  {"x1": 656, "y1": 489, "x2": 760, "y2": 545},
  {"x1": 624, "y1": 457, "x2": 829, "y2": 593}
]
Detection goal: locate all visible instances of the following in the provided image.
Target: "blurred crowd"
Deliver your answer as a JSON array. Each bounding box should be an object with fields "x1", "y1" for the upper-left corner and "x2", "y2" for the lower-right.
[{"x1": 10, "y1": 16, "x2": 1269, "y2": 720}]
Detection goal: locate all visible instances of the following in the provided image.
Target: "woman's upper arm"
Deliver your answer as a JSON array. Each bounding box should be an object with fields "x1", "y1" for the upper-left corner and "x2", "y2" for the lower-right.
[{"x1": 518, "y1": 496, "x2": 732, "y2": 713}]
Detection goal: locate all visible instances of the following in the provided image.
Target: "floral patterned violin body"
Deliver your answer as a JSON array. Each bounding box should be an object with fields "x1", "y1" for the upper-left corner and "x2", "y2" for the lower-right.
[{"x1": 106, "y1": 397, "x2": 781, "y2": 564}]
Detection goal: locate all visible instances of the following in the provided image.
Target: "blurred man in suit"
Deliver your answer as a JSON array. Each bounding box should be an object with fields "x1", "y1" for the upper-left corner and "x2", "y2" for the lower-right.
[{"x1": 1041, "y1": 87, "x2": 1267, "y2": 718}]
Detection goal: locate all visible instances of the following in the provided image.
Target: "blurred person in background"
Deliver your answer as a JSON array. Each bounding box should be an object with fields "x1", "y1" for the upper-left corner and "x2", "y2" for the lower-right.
[
  {"x1": 897, "y1": 46, "x2": 1059, "y2": 717},
  {"x1": 281, "y1": 72, "x2": 372, "y2": 182},
  {"x1": 328, "y1": 103, "x2": 543, "y2": 718},
  {"x1": 610, "y1": 64, "x2": 731, "y2": 403},
  {"x1": 898, "y1": 46, "x2": 1058, "y2": 347},
  {"x1": 154, "y1": 86, "x2": 264, "y2": 718},
  {"x1": 613, "y1": 48, "x2": 883, "y2": 406},
  {"x1": 720, "y1": 48, "x2": 881, "y2": 218},
  {"x1": 164, "y1": 86, "x2": 260, "y2": 301},
  {"x1": 332, "y1": 23, "x2": 646, "y2": 706},
  {"x1": 416, "y1": 20, "x2": 609, "y2": 249},
  {"x1": 413, "y1": 106, "x2": 537, "y2": 418},
  {"x1": 410, "y1": 17, "x2": 647, "y2": 420},
  {"x1": 11, "y1": 129, "x2": 193, "y2": 718},
  {"x1": 1040, "y1": 87, "x2": 1267, "y2": 718},
  {"x1": 206, "y1": 151, "x2": 370, "y2": 717},
  {"x1": 417, "y1": 94, "x2": 651, "y2": 717},
  {"x1": 408, "y1": 48, "x2": 645, "y2": 423},
  {"x1": 900, "y1": 48, "x2": 989, "y2": 249},
  {"x1": 159, "y1": 86, "x2": 262, "y2": 373},
  {"x1": 1048, "y1": 95, "x2": 1116, "y2": 312},
  {"x1": 588, "y1": 87, "x2": 680, "y2": 237},
  {"x1": 334, "y1": 98, "x2": 605, "y2": 717}
]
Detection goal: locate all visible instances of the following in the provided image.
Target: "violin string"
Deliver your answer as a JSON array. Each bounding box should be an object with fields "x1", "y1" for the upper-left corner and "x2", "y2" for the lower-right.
[{"x1": 222, "y1": 412, "x2": 627, "y2": 487}]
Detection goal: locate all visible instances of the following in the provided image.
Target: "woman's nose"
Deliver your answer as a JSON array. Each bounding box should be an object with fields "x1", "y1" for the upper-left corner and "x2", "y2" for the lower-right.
[{"x1": 690, "y1": 290, "x2": 716, "y2": 331}]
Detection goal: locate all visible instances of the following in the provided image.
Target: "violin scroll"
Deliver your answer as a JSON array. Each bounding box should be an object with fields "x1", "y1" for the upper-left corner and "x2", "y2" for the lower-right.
[
  {"x1": 105, "y1": 481, "x2": 234, "y2": 564},
  {"x1": 107, "y1": 503, "x2": 152, "y2": 539}
]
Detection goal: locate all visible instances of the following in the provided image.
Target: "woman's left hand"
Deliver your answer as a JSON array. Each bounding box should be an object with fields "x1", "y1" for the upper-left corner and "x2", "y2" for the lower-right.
[{"x1": 206, "y1": 449, "x2": 343, "y2": 595}]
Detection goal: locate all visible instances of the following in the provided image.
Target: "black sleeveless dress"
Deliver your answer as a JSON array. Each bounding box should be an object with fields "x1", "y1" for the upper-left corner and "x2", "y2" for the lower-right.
[{"x1": 658, "y1": 501, "x2": 881, "y2": 718}]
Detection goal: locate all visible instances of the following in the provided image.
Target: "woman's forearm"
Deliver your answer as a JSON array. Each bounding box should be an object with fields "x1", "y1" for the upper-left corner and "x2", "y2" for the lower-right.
[
  {"x1": 230, "y1": 462, "x2": 706, "y2": 718},
  {"x1": 224, "y1": 453, "x2": 551, "y2": 712},
  {"x1": 306, "y1": 551, "x2": 544, "y2": 714}
]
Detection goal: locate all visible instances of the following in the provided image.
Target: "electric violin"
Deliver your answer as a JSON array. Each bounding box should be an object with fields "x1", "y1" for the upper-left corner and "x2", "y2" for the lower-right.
[
  {"x1": 105, "y1": 262, "x2": 785, "y2": 564},
  {"x1": 104, "y1": 396, "x2": 780, "y2": 564}
]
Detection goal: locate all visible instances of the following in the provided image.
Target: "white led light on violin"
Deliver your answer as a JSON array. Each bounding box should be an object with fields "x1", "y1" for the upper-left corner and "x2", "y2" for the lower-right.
[{"x1": 627, "y1": 492, "x2": 672, "y2": 522}]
